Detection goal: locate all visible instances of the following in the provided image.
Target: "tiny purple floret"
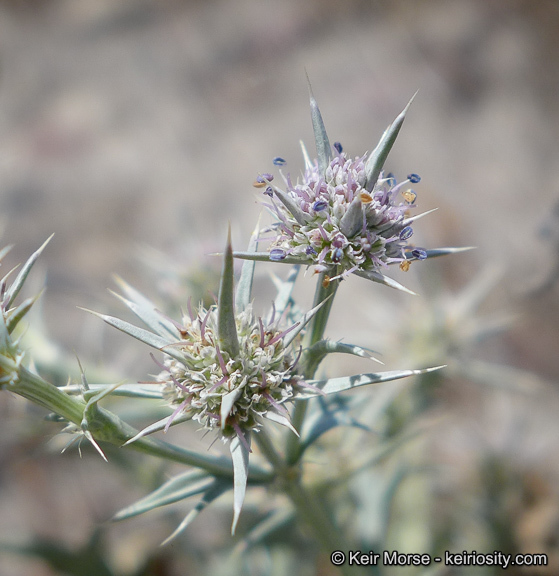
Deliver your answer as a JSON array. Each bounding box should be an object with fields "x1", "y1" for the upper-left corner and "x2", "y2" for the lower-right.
[
  {"x1": 270, "y1": 248, "x2": 287, "y2": 261},
  {"x1": 312, "y1": 200, "x2": 328, "y2": 211},
  {"x1": 411, "y1": 248, "x2": 428, "y2": 260},
  {"x1": 257, "y1": 173, "x2": 274, "y2": 183},
  {"x1": 399, "y1": 226, "x2": 413, "y2": 240}
]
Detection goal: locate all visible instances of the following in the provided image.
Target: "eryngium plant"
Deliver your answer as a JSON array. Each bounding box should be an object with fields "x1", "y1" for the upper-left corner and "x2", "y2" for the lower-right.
[{"x1": 1, "y1": 87, "x2": 468, "y2": 574}]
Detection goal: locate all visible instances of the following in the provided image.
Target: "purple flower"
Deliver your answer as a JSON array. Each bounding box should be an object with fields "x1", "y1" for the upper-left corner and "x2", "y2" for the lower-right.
[{"x1": 263, "y1": 151, "x2": 425, "y2": 277}]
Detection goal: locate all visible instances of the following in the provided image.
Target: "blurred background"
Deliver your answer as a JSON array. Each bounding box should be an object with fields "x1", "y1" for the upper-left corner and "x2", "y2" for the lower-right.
[{"x1": 1, "y1": 0, "x2": 558, "y2": 574}]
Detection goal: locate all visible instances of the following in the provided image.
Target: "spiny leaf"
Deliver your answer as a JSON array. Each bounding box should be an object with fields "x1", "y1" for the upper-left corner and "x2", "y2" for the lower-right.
[
  {"x1": 307, "y1": 76, "x2": 332, "y2": 177},
  {"x1": 293, "y1": 366, "x2": 445, "y2": 400},
  {"x1": 79, "y1": 309, "x2": 188, "y2": 365},
  {"x1": 272, "y1": 186, "x2": 308, "y2": 226},
  {"x1": 305, "y1": 339, "x2": 382, "y2": 377},
  {"x1": 6, "y1": 291, "x2": 43, "y2": 334},
  {"x1": 161, "y1": 480, "x2": 230, "y2": 545},
  {"x1": 220, "y1": 388, "x2": 243, "y2": 430},
  {"x1": 0, "y1": 244, "x2": 13, "y2": 262},
  {"x1": 309, "y1": 340, "x2": 382, "y2": 364},
  {"x1": 401, "y1": 207, "x2": 439, "y2": 227},
  {"x1": 60, "y1": 382, "x2": 163, "y2": 399},
  {"x1": 217, "y1": 228, "x2": 239, "y2": 357},
  {"x1": 300, "y1": 140, "x2": 312, "y2": 171},
  {"x1": 269, "y1": 266, "x2": 299, "y2": 323},
  {"x1": 111, "y1": 276, "x2": 180, "y2": 340},
  {"x1": 422, "y1": 246, "x2": 476, "y2": 259},
  {"x1": 230, "y1": 433, "x2": 251, "y2": 535},
  {"x1": 123, "y1": 412, "x2": 193, "y2": 445},
  {"x1": 5, "y1": 234, "x2": 53, "y2": 309},
  {"x1": 364, "y1": 93, "x2": 416, "y2": 191},
  {"x1": 264, "y1": 410, "x2": 299, "y2": 436},
  {"x1": 113, "y1": 469, "x2": 213, "y2": 521},
  {"x1": 233, "y1": 251, "x2": 310, "y2": 266},
  {"x1": 235, "y1": 220, "x2": 260, "y2": 312},
  {"x1": 233, "y1": 508, "x2": 295, "y2": 555},
  {"x1": 282, "y1": 295, "x2": 332, "y2": 349},
  {"x1": 299, "y1": 405, "x2": 369, "y2": 454},
  {"x1": 353, "y1": 269, "x2": 417, "y2": 295}
]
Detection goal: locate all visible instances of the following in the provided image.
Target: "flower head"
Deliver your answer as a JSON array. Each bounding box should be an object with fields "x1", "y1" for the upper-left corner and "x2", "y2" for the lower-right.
[
  {"x1": 263, "y1": 151, "x2": 426, "y2": 280},
  {"x1": 156, "y1": 301, "x2": 301, "y2": 447},
  {"x1": 241, "y1": 90, "x2": 445, "y2": 292}
]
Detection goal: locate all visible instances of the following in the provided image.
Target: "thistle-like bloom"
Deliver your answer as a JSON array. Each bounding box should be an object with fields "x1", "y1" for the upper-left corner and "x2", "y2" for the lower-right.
[
  {"x1": 263, "y1": 152, "x2": 426, "y2": 281},
  {"x1": 235, "y1": 90, "x2": 465, "y2": 293},
  {"x1": 156, "y1": 301, "x2": 301, "y2": 450}
]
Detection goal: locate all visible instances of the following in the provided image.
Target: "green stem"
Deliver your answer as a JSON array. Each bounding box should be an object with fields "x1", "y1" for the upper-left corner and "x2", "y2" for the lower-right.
[
  {"x1": 11, "y1": 367, "x2": 271, "y2": 482},
  {"x1": 257, "y1": 430, "x2": 359, "y2": 576},
  {"x1": 285, "y1": 480, "x2": 365, "y2": 576},
  {"x1": 254, "y1": 429, "x2": 284, "y2": 470},
  {"x1": 302, "y1": 272, "x2": 340, "y2": 362},
  {"x1": 286, "y1": 272, "x2": 340, "y2": 465}
]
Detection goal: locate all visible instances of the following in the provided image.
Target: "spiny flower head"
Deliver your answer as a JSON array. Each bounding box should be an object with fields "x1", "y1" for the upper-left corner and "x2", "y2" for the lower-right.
[
  {"x1": 245, "y1": 90, "x2": 438, "y2": 291},
  {"x1": 262, "y1": 150, "x2": 426, "y2": 280},
  {"x1": 157, "y1": 301, "x2": 301, "y2": 448}
]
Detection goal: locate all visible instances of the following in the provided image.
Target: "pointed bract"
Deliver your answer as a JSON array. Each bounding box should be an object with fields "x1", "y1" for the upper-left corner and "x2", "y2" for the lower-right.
[
  {"x1": 217, "y1": 229, "x2": 240, "y2": 357},
  {"x1": 161, "y1": 481, "x2": 230, "y2": 545},
  {"x1": 307, "y1": 79, "x2": 332, "y2": 177},
  {"x1": 235, "y1": 220, "x2": 260, "y2": 312},
  {"x1": 294, "y1": 366, "x2": 445, "y2": 400},
  {"x1": 5, "y1": 234, "x2": 53, "y2": 309},
  {"x1": 364, "y1": 93, "x2": 416, "y2": 191},
  {"x1": 113, "y1": 470, "x2": 212, "y2": 521},
  {"x1": 230, "y1": 433, "x2": 251, "y2": 535}
]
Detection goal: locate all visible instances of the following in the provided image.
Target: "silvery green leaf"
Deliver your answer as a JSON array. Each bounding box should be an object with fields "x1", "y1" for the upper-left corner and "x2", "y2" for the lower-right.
[
  {"x1": 112, "y1": 469, "x2": 213, "y2": 521},
  {"x1": 422, "y1": 246, "x2": 476, "y2": 259},
  {"x1": 401, "y1": 208, "x2": 438, "y2": 227},
  {"x1": 272, "y1": 186, "x2": 308, "y2": 226},
  {"x1": 282, "y1": 295, "x2": 332, "y2": 349},
  {"x1": 339, "y1": 196, "x2": 364, "y2": 238},
  {"x1": 5, "y1": 234, "x2": 53, "y2": 309},
  {"x1": 364, "y1": 93, "x2": 416, "y2": 191},
  {"x1": 378, "y1": 465, "x2": 408, "y2": 544},
  {"x1": 217, "y1": 229, "x2": 240, "y2": 357},
  {"x1": 0, "y1": 313, "x2": 11, "y2": 350},
  {"x1": 306, "y1": 340, "x2": 383, "y2": 376},
  {"x1": 230, "y1": 433, "x2": 251, "y2": 535},
  {"x1": 264, "y1": 410, "x2": 299, "y2": 436},
  {"x1": 80, "y1": 309, "x2": 188, "y2": 365},
  {"x1": 0, "y1": 244, "x2": 13, "y2": 262},
  {"x1": 293, "y1": 366, "x2": 445, "y2": 400},
  {"x1": 123, "y1": 412, "x2": 193, "y2": 445},
  {"x1": 353, "y1": 269, "x2": 416, "y2": 295},
  {"x1": 161, "y1": 480, "x2": 231, "y2": 545},
  {"x1": 82, "y1": 430, "x2": 108, "y2": 462},
  {"x1": 299, "y1": 407, "x2": 368, "y2": 454},
  {"x1": 60, "y1": 382, "x2": 163, "y2": 399},
  {"x1": 220, "y1": 387, "x2": 243, "y2": 430},
  {"x1": 308, "y1": 80, "x2": 332, "y2": 177},
  {"x1": 112, "y1": 276, "x2": 179, "y2": 340},
  {"x1": 6, "y1": 293, "x2": 42, "y2": 334},
  {"x1": 269, "y1": 266, "x2": 299, "y2": 323},
  {"x1": 233, "y1": 251, "x2": 310, "y2": 266},
  {"x1": 235, "y1": 221, "x2": 260, "y2": 312},
  {"x1": 300, "y1": 140, "x2": 312, "y2": 171},
  {"x1": 234, "y1": 507, "x2": 295, "y2": 555}
]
